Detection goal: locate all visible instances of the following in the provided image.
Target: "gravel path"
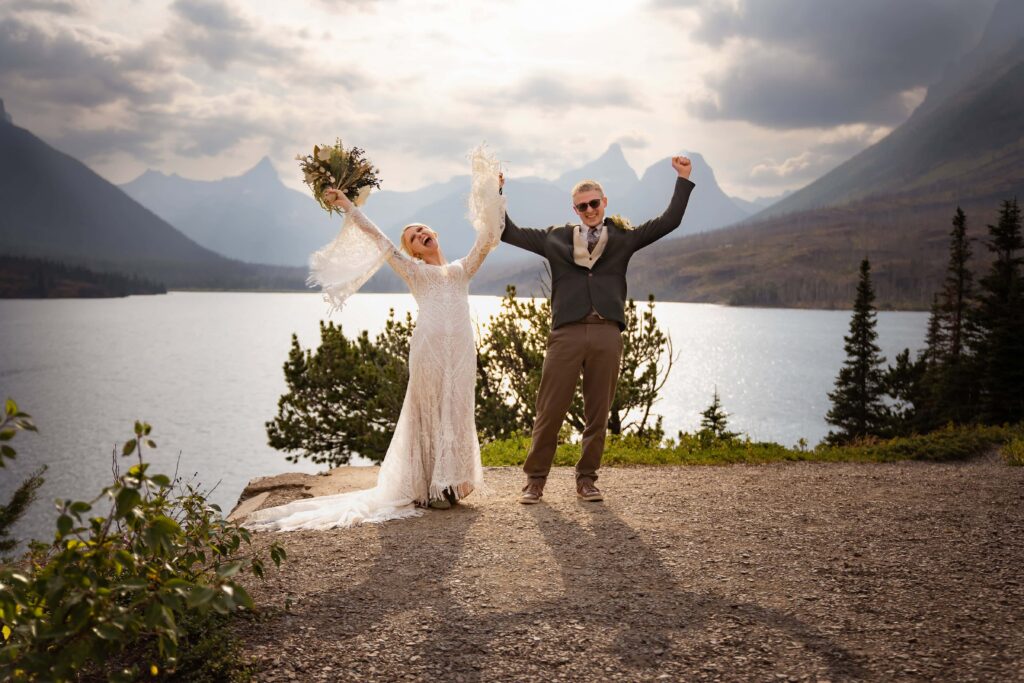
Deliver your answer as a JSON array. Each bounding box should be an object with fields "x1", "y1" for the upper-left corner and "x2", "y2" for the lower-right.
[{"x1": 233, "y1": 460, "x2": 1024, "y2": 682}]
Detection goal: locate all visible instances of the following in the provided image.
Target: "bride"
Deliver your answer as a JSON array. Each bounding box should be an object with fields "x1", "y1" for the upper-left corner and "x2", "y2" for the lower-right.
[{"x1": 245, "y1": 146, "x2": 505, "y2": 531}]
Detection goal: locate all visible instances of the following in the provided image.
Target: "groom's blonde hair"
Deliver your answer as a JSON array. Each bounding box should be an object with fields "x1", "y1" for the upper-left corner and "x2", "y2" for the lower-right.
[{"x1": 571, "y1": 179, "x2": 605, "y2": 197}]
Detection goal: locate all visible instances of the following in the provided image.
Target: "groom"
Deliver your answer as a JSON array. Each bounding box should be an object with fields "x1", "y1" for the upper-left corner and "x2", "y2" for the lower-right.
[{"x1": 501, "y1": 154, "x2": 694, "y2": 503}]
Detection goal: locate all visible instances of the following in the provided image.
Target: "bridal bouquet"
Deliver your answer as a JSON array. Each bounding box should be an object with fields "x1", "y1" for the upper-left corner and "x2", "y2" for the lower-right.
[{"x1": 296, "y1": 139, "x2": 382, "y2": 214}]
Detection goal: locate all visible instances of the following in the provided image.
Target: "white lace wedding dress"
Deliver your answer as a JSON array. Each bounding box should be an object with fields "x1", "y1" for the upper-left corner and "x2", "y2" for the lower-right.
[{"x1": 245, "y1": 147, "x2": 505, "y2": 531}]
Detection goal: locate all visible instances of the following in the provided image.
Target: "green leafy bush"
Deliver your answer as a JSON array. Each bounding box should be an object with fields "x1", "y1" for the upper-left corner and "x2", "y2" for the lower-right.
[
  {"x1": 0, "y1": 399, "x2": 45, "y2": 560},
  {"x1": 0, "y1": 421, "x2": 285, "y2": 682},
  {"x1": 476, "y1": 287, "x2": 672, "y2": 442}
]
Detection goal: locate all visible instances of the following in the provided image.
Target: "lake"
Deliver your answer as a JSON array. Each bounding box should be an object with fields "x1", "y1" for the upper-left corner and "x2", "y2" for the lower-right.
[{"x1": 0, "y1": 292, "x2": 926, "y2": 544}]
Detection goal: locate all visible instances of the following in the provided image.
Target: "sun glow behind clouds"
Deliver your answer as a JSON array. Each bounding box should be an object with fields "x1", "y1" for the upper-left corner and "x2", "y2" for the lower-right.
[{"x1": 0, "y1": 0, "x2": 998, "y2": 198}]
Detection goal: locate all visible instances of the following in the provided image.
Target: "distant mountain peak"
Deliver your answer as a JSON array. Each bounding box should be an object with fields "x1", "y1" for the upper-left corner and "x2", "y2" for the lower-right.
[
  {"x1": 599, "y1": 142, "x2": 625, "y2": 160},
  {"x1": 0, "y1": 98, "x2": 11, "y2": 125},
  {"x1": 556, "y1": 142, "x2": 639, "y2": 191},
  {"x1": 239, "y1": 155, "x2": 282, "y2": 185}
]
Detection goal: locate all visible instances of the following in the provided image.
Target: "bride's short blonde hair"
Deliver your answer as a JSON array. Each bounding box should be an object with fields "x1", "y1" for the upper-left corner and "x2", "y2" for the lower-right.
[{"x1": 400, "y1": 223, "x2": 431, "y2": 258}]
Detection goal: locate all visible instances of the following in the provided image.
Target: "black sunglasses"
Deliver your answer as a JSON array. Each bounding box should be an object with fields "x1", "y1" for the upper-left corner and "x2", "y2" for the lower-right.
[{"x1": 574, "y1": 198, "x2": 602, "y2": 212}]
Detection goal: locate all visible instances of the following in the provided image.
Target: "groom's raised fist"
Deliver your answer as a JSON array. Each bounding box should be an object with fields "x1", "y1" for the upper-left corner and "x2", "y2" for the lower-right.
[{"x1": 672, "y1": 155, "x2": 692, "y2": 179}]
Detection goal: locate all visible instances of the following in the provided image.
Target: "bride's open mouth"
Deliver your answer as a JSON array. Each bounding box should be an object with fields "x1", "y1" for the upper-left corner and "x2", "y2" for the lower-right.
[{"x1": 421, "y1": 235, "x2": 434, "y2": 248}]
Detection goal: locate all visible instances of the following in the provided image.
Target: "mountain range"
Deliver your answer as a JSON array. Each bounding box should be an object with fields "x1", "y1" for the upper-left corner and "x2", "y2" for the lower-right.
[
  {"x1": 0, "y1": 105, "x2": 306, "y2": 290},
  {"x1": 120, "y1": 143, "x2": 759, "y2": 270},
  {"x1": 2, "y1": 0, "x2": 1020, "y2": 307}
]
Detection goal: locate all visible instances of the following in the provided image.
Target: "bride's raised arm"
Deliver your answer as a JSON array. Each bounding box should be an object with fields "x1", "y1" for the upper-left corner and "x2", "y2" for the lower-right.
[
  {"x1": 309, "y1": 188, "x2": 417, "y2": 312},
  {"x1": 461, "y1": 146, "x2": 506, "y2": 279}
]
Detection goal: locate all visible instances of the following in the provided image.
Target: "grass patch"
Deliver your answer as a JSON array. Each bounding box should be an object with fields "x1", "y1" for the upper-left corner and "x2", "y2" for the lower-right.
[
  {"x1": 481, "y1": 424, "x2": 1024, "y2": 467},
  {"x1": 1003, "y1": 437, "x2": 1024, "y2": 466}
]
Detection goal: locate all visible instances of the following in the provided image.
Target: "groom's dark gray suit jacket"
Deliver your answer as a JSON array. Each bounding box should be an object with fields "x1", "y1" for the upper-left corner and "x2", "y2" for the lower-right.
[{"x1": 501, "y1": 177, "x2": 696, "y2": 330}]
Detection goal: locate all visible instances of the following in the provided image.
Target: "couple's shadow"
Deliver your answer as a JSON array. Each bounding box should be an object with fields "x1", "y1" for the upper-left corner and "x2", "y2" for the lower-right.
[{"x1": 281, "y1": 501, "x2": 864, "y2": 680}]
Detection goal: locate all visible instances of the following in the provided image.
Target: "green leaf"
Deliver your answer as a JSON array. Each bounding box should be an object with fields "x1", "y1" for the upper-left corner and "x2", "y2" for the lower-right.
[
  {"x1": 164, "y1": 578, "x2": 193, "y2": 597},
  {"x1": 146, "y1": 439, "x2": 157, "y2": 449},
  {"x1": 93, "y1": 622, "x2": 123, "y2": 640},
  {"x1": 0, "y1": 445, "x2": 14, "y2": 459},
  {"x1": 70, "y1": 501, "x2": 92, "y2": 515},
  {"x1": 149, "y1": 474, "x2": 171, "y2": 487},
  {"x1": 215, "y1": 560, "x2": 244, "y2": 578},
  {"x1": 134, "y1": 420, "x2": 144, "y2": 436},
  {"x1": 4, "y1": 399, "x2": 16, "y2": 416},
  {"x1": 210, "y1": 592, "x2": 233, "y2": 615},
  {"x1": 143, "y1": 515, "x2": 181, "y2": 554},
  {"x1": 122, "y1": 439, "x2": 137, "y2": 456},
  {"x1": 231, "y1": 583, "x2": 255, "y2": 610},
  {"x1": 186, "y1": 586, "x2": 216, "y2": 609},
  {"x1": 144, "y1": 601, "x2": 165, "y2": 629},
  {"x1": 151, "y1": 515, "x2": 181, "y2": 536},
  {"x1": 57, "y1": 514, "x2": 73, "y2": 537},
  {"x1": 115, "y1": 488, "x2": 142, "y2": 517},
  {"x1": 0, "y1": 430, "x2": 15, "y2": 441}
]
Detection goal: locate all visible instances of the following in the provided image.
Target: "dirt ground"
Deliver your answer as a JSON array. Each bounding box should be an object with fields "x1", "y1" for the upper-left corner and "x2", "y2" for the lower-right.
[{"x1": 232, "y1": 459, "x2": 1024, "y2": 682}]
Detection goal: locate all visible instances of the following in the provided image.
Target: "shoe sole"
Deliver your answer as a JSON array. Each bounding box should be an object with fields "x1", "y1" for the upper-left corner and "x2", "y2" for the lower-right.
[
  {"x1": 577, "y1": 493, "x2": 604, "y2": 502},
  {"x1": 519, "y1": 496, "x2": 542, "y2": 505}
]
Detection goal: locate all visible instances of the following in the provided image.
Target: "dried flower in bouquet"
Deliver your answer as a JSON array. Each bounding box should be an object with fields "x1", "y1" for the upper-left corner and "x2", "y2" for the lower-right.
[
  {"x1": 607, "y1": 214, "x2": 634, "y2": 230},
  {"x1": 296, "y1": 139, "x2": 382, "y2": 214}
]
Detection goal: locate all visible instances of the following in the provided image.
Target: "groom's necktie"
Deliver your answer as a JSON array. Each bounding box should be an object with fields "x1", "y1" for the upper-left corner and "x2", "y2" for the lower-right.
[{"x1": 587, "y1": 226, "x2": 599, "y2": 253}]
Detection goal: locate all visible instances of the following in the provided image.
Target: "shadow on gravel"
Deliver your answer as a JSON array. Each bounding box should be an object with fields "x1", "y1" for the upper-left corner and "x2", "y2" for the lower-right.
[
  {"x1": 529, "y1": 503, "x2": 866, "y2": 679},
  {"x1": 258, "y1": 502, "x2": 865, "y2": 680},
  {"x1": 417, "y1": 504, "x2": 862, "y2": 680}
]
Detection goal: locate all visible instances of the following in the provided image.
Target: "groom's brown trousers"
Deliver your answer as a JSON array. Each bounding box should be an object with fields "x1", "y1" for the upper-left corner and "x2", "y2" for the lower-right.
[{"x1": 523, "y1": 314, "x2": 623, "y2": 485}]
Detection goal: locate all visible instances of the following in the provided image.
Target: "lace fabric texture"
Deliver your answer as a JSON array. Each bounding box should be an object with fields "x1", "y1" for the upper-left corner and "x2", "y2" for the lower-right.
[{"x1": 245, "y1": 146, "x2": 505, "y2": 532}]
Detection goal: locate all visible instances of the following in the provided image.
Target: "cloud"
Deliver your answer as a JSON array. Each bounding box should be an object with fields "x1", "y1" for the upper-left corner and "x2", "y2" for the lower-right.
[
  {"x1": 0, "y1": 2, "x2": 377, "y2": 174},
  {"x1": 498, "y1": 75, "x2": 645, "y2": 112},
  {"x1": 0, "y1": 17, "x2": 175, "y2": 108},
  {"x1": 648, "y1": 0, "x2": 701, "y2": 8},
  {"x1": 3, "y1": 0, "x2": 86, "y2": 14},
  {"x1": 168, "y1": 0, "x2": 288, "y2": 71},
  {"x1": 682, "y1": 0, "x2": 998, "y2": 129},
  {"x1": 746, "y1": 124, "x2": 891, "y2": 186},
  {"x1": 313, "y1": 0, "x2": 393, "y2": 8},
  {"x1": 615, "y1": 133, "x2": 649, "y2": 149}
]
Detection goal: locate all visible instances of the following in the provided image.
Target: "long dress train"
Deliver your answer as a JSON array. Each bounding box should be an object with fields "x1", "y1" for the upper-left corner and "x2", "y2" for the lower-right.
[{"x1": 244, "y1": 147, "x2": 505, "y2": 531}]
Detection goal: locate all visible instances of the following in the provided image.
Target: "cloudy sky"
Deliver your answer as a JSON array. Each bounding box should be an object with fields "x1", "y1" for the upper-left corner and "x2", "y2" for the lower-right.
[{"x1": 0, "y1": 0, "x2": 999, "y2": 199}]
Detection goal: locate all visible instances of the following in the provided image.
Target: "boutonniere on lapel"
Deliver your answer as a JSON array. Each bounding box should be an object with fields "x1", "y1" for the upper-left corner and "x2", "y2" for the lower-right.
[{"x1": 607, "y1": 214, "x2": 634, "y2": 230}]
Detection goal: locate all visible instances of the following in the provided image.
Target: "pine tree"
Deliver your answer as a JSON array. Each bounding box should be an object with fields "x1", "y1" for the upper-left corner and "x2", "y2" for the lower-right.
[
  {"x1": 972, "y1": 199, "x2": 1024, "y2": 424},
  {"x1": 266, "y1": 310, "x2": 413, "y2": 466},
  {"x1": 883, "y1": 348, "x2": 925, "y2": 435},
  {"x1": 915, "y1": 207, "x2": 979, "y2": 427},
  {"x1": 699, "y1": 387, "x2": 738, "y2": 441},
  {"x1": 921, "y1": 294, "x2": 946, "y2": 369},
  {"x1": 943, "y1": 207, "x2": 974, "y2": 364},
  {"x1": 825, "y1": 259, "x2": 888, "y2": 444}
]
